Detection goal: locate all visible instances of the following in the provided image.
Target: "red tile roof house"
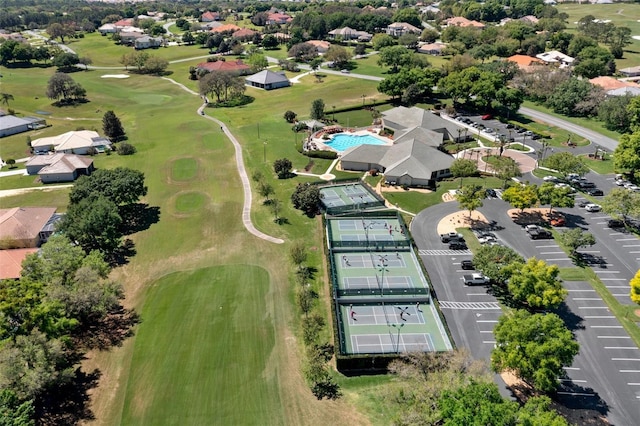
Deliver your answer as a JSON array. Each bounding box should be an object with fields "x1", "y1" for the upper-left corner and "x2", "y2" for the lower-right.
[
  {"x1": 232, "y1": 28, "x2": 259, "y2": 41},
  {"x1": 210, "y1": 24, "x2": 242, "y2": 34},
  {"x1": 201, "y1": 11, "x2": 221, "y2": 22},
  {"x1": 0, "y1": 207, "x2": 60, "y2": 249},
  {"x1": 266, "y1": 12, "x2": 293, "y2": 25},
  {"x1": 306, "y1": 40, "x2": 331, "y2": 54},
  {"x1": 0, "y1": 248, "x2": 39, "y2": 280},
  {"x1": 113, "y1": 18, "x2": 135, "y2": 28},
  {"x1": 196, "y1": 59, "x2": 251, "y2": 75}
]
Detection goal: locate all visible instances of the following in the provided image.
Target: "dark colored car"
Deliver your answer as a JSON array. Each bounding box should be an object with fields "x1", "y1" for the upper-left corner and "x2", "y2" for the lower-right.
[
  {"x1": 449, "y1": 241, "x2": 468, "y2": 250},
  {"x1": 578, "y1": 181, "x2": 596, "y2": 189},
  {"x1": 461, "y1": 260, "x2": 474, "y2": 270},
  {"x1": 506, "y1": 124, "x2": 514, "y2": 129},
  {"x1": 587, "y1": 188, "x2": 604, "y2": 196},
  {"x1": 607, "y1": 219, "x2": 624, "y2": 228},
  {"x1": 486, "y1": 188, "x2": 497, "y2": 198}
]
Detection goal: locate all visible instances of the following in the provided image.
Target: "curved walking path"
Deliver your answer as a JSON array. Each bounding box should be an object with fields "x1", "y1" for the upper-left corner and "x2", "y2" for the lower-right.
[
  {"x1": 180, "y1": 94, "x2": 284, "y2": 244},
  {"x1": 0, "y1": 184, "x2": 73, "y2": 198}
]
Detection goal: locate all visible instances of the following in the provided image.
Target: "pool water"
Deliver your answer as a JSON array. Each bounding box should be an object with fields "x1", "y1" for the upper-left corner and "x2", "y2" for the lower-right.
[{"x1": 324, "y1": 133, "x2": 389, "y2": 152}]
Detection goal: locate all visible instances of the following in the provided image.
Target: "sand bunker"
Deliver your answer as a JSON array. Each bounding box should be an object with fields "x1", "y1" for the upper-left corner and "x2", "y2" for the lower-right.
[
  {"x1": 633, "y1": 35, "x2": 640, "y2": 41},
  {"x1": 101, "y1": 74, "x2": 130, "y2": 79}
]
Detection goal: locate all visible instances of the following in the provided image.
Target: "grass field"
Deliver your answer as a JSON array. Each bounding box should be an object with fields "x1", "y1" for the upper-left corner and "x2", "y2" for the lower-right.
[{"x1": 120, "y1": 265, "x2": 282, "y2": 425}]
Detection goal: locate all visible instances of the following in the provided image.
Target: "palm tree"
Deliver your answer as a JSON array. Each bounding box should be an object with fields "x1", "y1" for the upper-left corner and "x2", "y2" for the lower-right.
[{"x1": 0, "y1": 93, "x2": 14, "y2": 106}]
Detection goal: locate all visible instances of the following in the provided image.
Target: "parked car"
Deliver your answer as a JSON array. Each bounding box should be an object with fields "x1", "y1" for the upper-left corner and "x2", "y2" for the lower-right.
[
  {"x1": 340, "y1": 69, "x2": 350, "y2": 73},
  {"x1": 627, "y1": 185, "x2": 640, "y2": 192},
  {"x1": 481, "y1": 114, "x2": 493, "y2": 120},
  {"x1": 486, "y1": 188, "x2": 497, "y2": 198},
  {"x1": 506, "y1": 123, "x2": 514, "y2": 129},
  {"x1": 461, "y1": 259, "x2": 474, "y2": 270},
  {"x1": 441, "y1": 232, "x2": 464, "y2": 243},
  {"x1": 586, "y1": 188, "x2": 604, "y2": 196},
  {"x1": 607, "y1": 219, "x2": 624, "y2": 228},
  {"x1": 578, "y1": 181, "x2": 596, "y2": 189},
  {"x1": 550, "y1": 216, "x2": 566, "y2": 227},
  {"x1": 449, "y1": 241, "x2": 468, "y2": 250},
  {"x1": 543, "y1": 176, "x2": 558, "y2": 182},
  {"x1": 585, "y1": 203, "x2": 601, "y2": 212},
  {"x1": 478, "y1": 235, "x2": 498, "y2": 244},
  {"x1": 463, "y1": 273, "x2": 490, "y2": 286}
]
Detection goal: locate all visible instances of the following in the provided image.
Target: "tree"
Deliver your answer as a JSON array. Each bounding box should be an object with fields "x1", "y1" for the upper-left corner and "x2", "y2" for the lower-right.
[
  {"x1": 504, "y1": 258, "x2": 567, "y2": 310},
  {"x1": 102, "y1": 110, "x2": 126, "y2": 142},
  {"x1": 59, "y1": 195, "x2": 123, "y2": 254},
  {"x1": 116, "y1": 142, "x2": 136, "y2": 155},
  {"x1": 0, "y1": 389, "x2": 35, "y2": 426},
  {"x1": 182, "y1": 31, "x2": 195, "y2": 45},
  {"x1": 46, "y1": 73, "x2": 86, "y2": 103},
  {"x1": 613, "y1": 131, "x2": 640, "y2": 179},
  {"x1": 258, "y1": 181, "x2": 274, "y2": 202},
  {"x1": 324, "y1": 45, "x2": 351, "y2": 67},
  {"x1": 371, "y1": 34, "x2": 396, "y2": 51},
  {"x1": 69, "y1": 168, "x2": 147, "y2": 206},
  {"x1": 291, "y1": 183, "x2": 321, "y2": 217},
  {"x1": 492, "y1": 310, "x2": 579, "y2": 393},
  {"x1": 557, "y1": 228, "x2": 596, "y2": 256},
  {"x1": 455, "y1": 184, "x2": 484, "y2": 217},
  {"x1": 284, "y1": 110, "x2": 297, "y2": 123},
  {"x1": 450, "y1": 158, "x2": 478, "y2": 187},
  {"x1": 262, "y1": 34, "x2": 279, "y2": 50},
  {"x1": 626, "y1": 97, "x2": 640, "y2": 131},
  {"x1": 377, "y1": 46, "x2": 414, "y2": 73},
  {"x1": 601, "y1": 188, "x2": 640, "y2": 223},
  {"x1": 537, "y1": 182, "x2": 575, "y2": 213},
  {"x1": 544, "y1": 151, "x2": 588, "y2": 177},
  {"x1": 517, "y1": 396, "x2": 568, "y2": 426},
  {"x1": 287, "y1": 42, "x2": 318, "y2": 62},
  {"x1": 598, "y1": 94, "x2": 634, "y2": 133},
  {"x1": 52, "y1": 52, "x2": 79, "y2": 71},
  {"x1": 5, "y1": 159, "x2": 16, "y2": 169},
  {"x1": 0, "y1": 93, "x2": 14, "y2": 106},
  {"x1": 273, "y1": 158, "x2": 292, "y2": 179},
  {"x1": 631, "y1": 269, "x2": 640, "y2": 305},
  {"x1": 392, "y1": 8, "x2": 422, "y2": 28},
  {"x1": 143, "y1": 56, "x2": 169, "y2": 75},
  {"x1": 246, "y1": 52, "x2": 268, "y2": 72},
  {"x1": 47, "y1": 23, "x2": 73, "y2": 43},
  {"x1": 78, "y1": 56, "x2": 92, "y2": 70},
  {"x1": 502, "y1": 184, "x2": 539, "y2": 211},
  {"x1": 0, "y1": 330, "x2": 73, "y2": 400},
  {"x1": 290, "y1": 241, "x2": 308, "y2": 270},
  {"x1": 492, "y1": 156, "x2": 521, "y2": 187},
  {"x1": 310, "y1": 99, "x2": 325, "y2": 120},
  {"x1": 473, "y1": 245, "x2": 524, "y2": 284},
  {"x1": 547, "y1": 78, "x2": 599, "y2": 116},
  {"x1": 439, "y1": 380, "x2": 518, "y2": 425}
]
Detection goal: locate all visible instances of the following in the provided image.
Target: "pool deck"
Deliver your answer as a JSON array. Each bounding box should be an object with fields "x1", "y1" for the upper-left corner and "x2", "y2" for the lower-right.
[{"x1": 306, "y1": 127, "x2": 393, "y2": 155}]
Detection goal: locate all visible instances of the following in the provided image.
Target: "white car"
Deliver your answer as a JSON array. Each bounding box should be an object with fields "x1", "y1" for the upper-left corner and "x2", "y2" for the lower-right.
[
  {"x1": 627, "y1": 185, "x2": 640, "y2": 192},
  {"x1": 585, "y1": 203, "x2": 601, "y2": 212},
  {"x1": 478, "y1": 235, "x2": 497, "y2": 244},
  {"x1": 543, "y1": 176, "x2": 558, "y2": 182}
]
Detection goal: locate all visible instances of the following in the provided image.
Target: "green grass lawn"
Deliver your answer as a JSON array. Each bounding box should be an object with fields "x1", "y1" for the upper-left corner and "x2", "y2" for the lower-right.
[
  {"x1": 382, "y1": 177, "x2": 503, "y2": 214},
  {"x1": 580, "y1": 153, "x2": 616, "y2": 175},
  {"x1": 120, "y1": 265, "x2": 282, "y2": 425}
]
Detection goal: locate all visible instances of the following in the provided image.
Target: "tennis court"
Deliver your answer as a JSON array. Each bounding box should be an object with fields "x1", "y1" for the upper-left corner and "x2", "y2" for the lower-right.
[
  {"x1": 319, "y1": 183, "x2": 382, "y2": 212},
  {"x1": 328, "y1": 217, "x2": 409, "y2": 248}
]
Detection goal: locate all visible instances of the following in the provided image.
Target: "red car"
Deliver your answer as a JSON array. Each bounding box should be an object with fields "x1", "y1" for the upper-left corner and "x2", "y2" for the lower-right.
[
  {"x1": 481, "y1": 114, "x2": 493, "y2": 120},
  {"x1": 550, "y1": 217, "x2": 566, "y2": 227}
]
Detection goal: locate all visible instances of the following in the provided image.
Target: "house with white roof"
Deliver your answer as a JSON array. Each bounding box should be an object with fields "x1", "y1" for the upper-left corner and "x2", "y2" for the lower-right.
[
  {"x1": 536, "y1": 50, "x2": 574, "y2": 68},
  {"x1": 30, "y1": 130, "x2": 111, "y2": 155}
]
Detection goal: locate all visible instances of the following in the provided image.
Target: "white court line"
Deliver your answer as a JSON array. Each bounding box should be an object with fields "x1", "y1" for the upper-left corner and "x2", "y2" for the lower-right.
[{"x1": 591, "y1": 325, "x2": 623, "y2": 328}]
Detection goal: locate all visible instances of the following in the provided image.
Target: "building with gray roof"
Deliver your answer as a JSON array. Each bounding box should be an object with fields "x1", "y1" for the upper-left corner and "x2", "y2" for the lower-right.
[
  {"x1": 0, "y1": 115, "x2": 46, "y2": 138},
  {"x1": 245, "y1": 70, "x2": 290, "y2": 90},
  {"x1": 25, "y1": 153, "x2": 94, "y2": 183},
  {"x1": 381, "y1": 106, "x2": 463, "y2": 141}
]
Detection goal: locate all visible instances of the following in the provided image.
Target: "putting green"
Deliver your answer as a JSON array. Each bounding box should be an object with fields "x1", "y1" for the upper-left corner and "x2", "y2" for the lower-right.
[
  {"x1": 175, "y1": 191, "x2": 207, "y2": 214},
  {"x1": 120, "y1": 265, "x2": 282, "y2": 425},
  {"x1": 134, "y1": 93, "x2": 172, "y2": 105},
  {"x1": 171, "y1": 157, "x2": 198, "y2": 181}
]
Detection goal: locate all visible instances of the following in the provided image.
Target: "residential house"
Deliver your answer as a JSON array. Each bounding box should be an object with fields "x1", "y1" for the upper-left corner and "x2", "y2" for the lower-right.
[
  {"x1": 201, "y1": 11, "x2": 221, "y2": 22},
  {"x1": 606, "y1": 86, "x2": 640, "y2": 97},
  {"x1": 0, "y1": 115, "x2": 46, "y2": 138},
  {"x1": 340, "y1": 127, "x2": 453, "y2": 187},
  {"x1": 0, "y1": 207, "x2": 59, "y2": 248},
  {"x1": 113, "y1": 18, "x2": 135, "y2": 28},
  {"x1": 0, "y1": 248, "x2": 39, "y2": 280},
  {"x1": 0, "y1": 32, "x2": 27, "y2": 43},
  {"x1": 119, "y1": 31, "x2": 145, "y2": 45},
  {"x1": 589, "y1": 76, "x2": 640, "y2": 92},
  {"x1": 417, "y1": 42, "x2": 446, "y2": 55},
  {"x1": 266, "y1": 12, "x2": 293, "y2": 25},
  {"x1": 232, "y1": 28, "x2": 259, "y2": 41},
  {"x1": 245, "y1": 70, "x2": 290, "y2": 90},
  {"x1": 386, "y1": 22, "x2": 422, "y2": 37},
  {"x1": 210, "y1": 24, "x2": 242, "y2": 34},
  {"x1": 445, "y1": 17, "x2": 485, "y2": 29},
  {"x1": 134, "y1": 35, "x2": 164, "y2": 49},
  {"x1": 507, "y1": 54, "x2": 545, "y2": 71},
  {"x1": 25, "y1": 153, "x2": 94, "y2": 183},
  {"x1": 307, "y1": 40, "x2": 331, "y2": 54},
  {"x1": 620, "y1": 65, "x2": 640, "y2": 78},
  {"x1": 536, "y1": 50, "x2": 574, "y2": 68},
  {"x1": 196, "y1": 59, "x2": 251, "y2": 75},
  {"x1": 328, "y1": 27, "x2": 373, "y2": 42},
  {"x1": 520, "y1": 15, "x2": 539, "y2": 25},
  {"x1": 382, "y1": 106, "x2": 463, "y2": 141},
  {"x1": 30, "y1": 130, "x2": 111, "y2": 155},
  {"x1": 97, "y1": 23, "x2": 118, "y2": 34}
]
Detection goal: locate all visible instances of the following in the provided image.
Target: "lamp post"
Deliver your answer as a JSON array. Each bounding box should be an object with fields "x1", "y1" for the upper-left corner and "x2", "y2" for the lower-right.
[{"x1": 361, "y1": 94, "x2": 366, "y2": 106}]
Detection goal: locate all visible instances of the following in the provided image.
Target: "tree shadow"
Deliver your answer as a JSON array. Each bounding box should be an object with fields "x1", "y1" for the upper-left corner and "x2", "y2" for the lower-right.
[
  {"x1": 553, "y1": 382, "x2": 610, "y2": 419},
  {"x1": 73, "y1": 307, "x2": 140, "y2": 351},
  {"x1": 119, "y1": 203, "x2": 161, "y2": 235},
  {"x1": 109, "y1": 238, "x2": 137, "y2": 266},
  {"x1": 552, "y1": 301, "x2": 585, "y2": 332},
  {"x1": 573, "y1": 252, "x2": 607, "y2": 269},
  {"x1": 274, "y1": 217, "x2": 289, "y2": 225},
  {"x1": 3, "y1": 61, "x2": 53, "y2": 69},
  {"x1": 37, "y1": 367, "x2": 101, "y2": 425}
]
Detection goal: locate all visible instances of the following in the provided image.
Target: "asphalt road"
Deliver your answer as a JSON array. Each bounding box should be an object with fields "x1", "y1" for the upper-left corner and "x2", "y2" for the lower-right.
[
  {"x1": 519, "y1": 106, "x2": 619, "y2": 152},
  {"x1": 411, "y1": 198, "x2": 640, "y2": 424}
]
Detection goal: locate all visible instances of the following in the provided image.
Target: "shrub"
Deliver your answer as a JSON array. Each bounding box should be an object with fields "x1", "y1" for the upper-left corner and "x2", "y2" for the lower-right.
[
  {"x1": 284, "y1": 110, "x2": 297, "y2": 123},
  {"x1": 369, "y1": 169, "x2": 378, "y2": 176},
  {"x1": 306, "y1": 150, "x2": 338, "y2": 160},
  {"x1": 116, "y1": 142, "x2": 136, "y2": 155}
]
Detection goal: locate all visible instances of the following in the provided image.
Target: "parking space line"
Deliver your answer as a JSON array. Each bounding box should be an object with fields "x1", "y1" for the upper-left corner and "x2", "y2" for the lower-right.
[
  {"x1": 557, "y1": 392, "x2": 595, "y2": 397},
  {"x1": 476, "y1": 320, "x2": 498, "y2": 323},
  {"x1": 612, "y1": 358, "x2": 640, "y2": 361},
  {"x1": 612, "y1": 294, "x2": 629, "y2": 297},
  {"x1": 585, "y1": 316, "x2": 615, "y2": 319},
  {"x1": 479, "y1": 330, "x2": 493, "y2": 333},
  {"x1": 572, "y1": 298, "x2": 601, "y2": 301},
  {"x1": 599, "y1": 336, "x2": 631, "y2": 339},
  {"x1": 563, "y1": 367, "x2": 580, "y2": 370},
  {"x1": 601, "y1": 278, "x2": 627, "y2": 281},
  {"x1": 578, "y1": 306, "x2": 609, "y2": 309},
  {"x1": 628, "y1": 383, "x2": 640, "y2": 386},
  {"x1": 620, "y1": 370, "x2": 640, "y2": 373},
  {"x1": 595, "y1": 271, "x2": 620, "y2": 273},
  {"x1": 609, "y1": 232, "x2": 623, "y2": 236},
  {"x1": 567, "y1": 289, "x2": 596, "y2": 292},
  {"x1": 580, "y1": 250, "x2": 600, "y2": 253},
  {"x1": 605, "y1": 347, "x2": 638, "y2": 350},
  {"x1": 541, "y1": 251, "x2": 564, "y2": 254},
  {"x1": 623, "y1": 245, "x2": 640, "y2": 248},
  {"x1": 591, "y1": 325, "x2": 623, "y2": 328},
  {"x1": 592, "y1": 216, "x2": 608, "y2": 220},
  {"x1": 536, "y1": 245, "x2": 556, "y2": 248},
  {"x1": 616, "y1": 238, "x2": 638, "y2": 241},
  {"x1": 482, "y1": 340, "x2": 496, "y2": 344},
  {"x1": 559, "y1": 378, "x2": 587, "y2": 383},
  {"x1": 546, "y1": 258, "x2": 572, "y2": 261},
  {"x1": 607, "y1": 286, "x2": 630, "y2": 288}
]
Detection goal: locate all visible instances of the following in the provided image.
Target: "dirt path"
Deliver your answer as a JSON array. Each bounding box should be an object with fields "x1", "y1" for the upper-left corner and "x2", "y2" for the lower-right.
[{"x1": 0, "y1": 184, "x2": 72, "y2": 198}]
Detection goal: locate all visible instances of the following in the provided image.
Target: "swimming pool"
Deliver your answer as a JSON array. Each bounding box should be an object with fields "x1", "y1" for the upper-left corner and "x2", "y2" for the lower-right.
[{"x1": 324, "y1": 133, "x2": 389, "y2": 152}]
